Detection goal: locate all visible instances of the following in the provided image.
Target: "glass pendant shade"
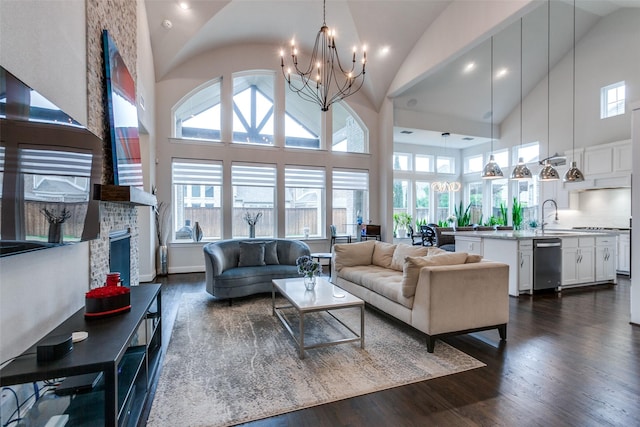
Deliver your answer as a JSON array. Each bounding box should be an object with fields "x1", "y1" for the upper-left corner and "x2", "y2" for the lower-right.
[
  {"x1": 539, "y1": 159, "x2": 560, "y2": 181},
  {"x1": 482, "y1": 154, "x2": 504, "y2": 179},
  {"x1": 563, "y1": 161, "x2": 585, "y2": 182},
  {"x1": 511, "y1": 157, "x2": 532, "y2": 180}
]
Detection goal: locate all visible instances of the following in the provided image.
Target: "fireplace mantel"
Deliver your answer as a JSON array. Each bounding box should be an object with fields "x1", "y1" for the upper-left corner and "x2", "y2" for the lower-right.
[{"x1": 94, "y1": 184, "x2": 156, "y2": 207}]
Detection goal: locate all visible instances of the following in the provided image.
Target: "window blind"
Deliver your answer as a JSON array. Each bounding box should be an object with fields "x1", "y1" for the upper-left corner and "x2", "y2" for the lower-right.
[
  {"x1": 19, "y1": 148, "x2": 92, "y2": 177},
  {"x1": 333, "y1": 170, "x2": 368, "y2": 190},
  {"x1": 172, "y1": 161, "x2": 222, "y2": 186},
  {"x1": 285, "y1": 167, "x2": 325, "y2": 188},
  {"x1": 232, "y1": 164, "x2": 276, "y2": 187}
]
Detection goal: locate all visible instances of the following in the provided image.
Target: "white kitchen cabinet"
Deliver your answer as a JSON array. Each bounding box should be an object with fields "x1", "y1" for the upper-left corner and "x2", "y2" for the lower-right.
[
  {"x1": 595, "y1": 236, "x2": 617, "y2": 283},
  {"x1": 480, "y1": 238, "x2": 531, "y2": 296},
  {"x1": 617, "y1": 232, "x2": 631, "y2": 275},
  {"x1": 561, "y1": 237, "x2": 595, "y2": 287},
  {"x1": 455, "y1": 236, "x2": 482, "y2": 256},
  {"x1": 518, "y1": 240, "x2": 533, "y2": 293}
]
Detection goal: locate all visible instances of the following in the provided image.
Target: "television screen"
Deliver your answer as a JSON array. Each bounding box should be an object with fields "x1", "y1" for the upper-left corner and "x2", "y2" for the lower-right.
[
  {"x1": 0, "y1": 66, "x2": 103, "y2": 256},
  {"x1": 103, "y1": 29, "x2": 144, "y2": 188}
]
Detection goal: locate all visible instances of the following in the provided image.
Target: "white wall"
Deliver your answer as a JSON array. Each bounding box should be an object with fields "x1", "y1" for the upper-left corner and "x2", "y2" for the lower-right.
[{"x1": 0, "y1": 0, "x2": 90, "y2": 361}]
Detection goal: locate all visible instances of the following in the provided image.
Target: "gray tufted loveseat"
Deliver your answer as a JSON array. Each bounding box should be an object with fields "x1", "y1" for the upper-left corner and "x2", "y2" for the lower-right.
[{"x1": 203, "y1": 238, "x2": 311, "y2": 302}]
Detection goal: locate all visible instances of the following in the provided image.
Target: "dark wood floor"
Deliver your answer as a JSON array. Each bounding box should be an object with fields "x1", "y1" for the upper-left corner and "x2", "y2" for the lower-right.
[{"x1": 144, "y1": 274, "x2": 639, "y2": 427}]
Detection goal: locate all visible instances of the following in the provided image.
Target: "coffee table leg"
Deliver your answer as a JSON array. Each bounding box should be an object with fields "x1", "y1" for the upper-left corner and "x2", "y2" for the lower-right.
[
  {"x1": 360, "y1": 305, "x2": 365, "y2": 349},
  {"x1": 299, "y1": 312, "x2": 305, "y2": 359},
  {"x1": 272, "y1": 284, "x2": 275, "y2": 315}
]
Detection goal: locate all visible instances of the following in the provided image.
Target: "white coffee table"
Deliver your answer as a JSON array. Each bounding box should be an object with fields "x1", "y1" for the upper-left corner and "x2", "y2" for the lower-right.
[{"x1": 272, "y1": 276, "x2": 364, "y2": 359}]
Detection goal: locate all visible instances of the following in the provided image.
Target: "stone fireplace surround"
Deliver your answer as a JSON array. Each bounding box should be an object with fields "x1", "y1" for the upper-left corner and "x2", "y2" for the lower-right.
[{"x1": 86, "y1": 0, "x2": 142, "y2": 289}]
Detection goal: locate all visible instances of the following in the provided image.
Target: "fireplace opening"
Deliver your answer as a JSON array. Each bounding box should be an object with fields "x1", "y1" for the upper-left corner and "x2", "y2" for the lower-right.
[{"x1": 109, "y1": 229, "x2": 131, "y2": 287}]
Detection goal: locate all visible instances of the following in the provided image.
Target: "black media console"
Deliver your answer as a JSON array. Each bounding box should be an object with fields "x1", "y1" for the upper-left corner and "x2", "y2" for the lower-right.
[{"x1": 0, "y1": 284, "x2": 162, "y2": 426}]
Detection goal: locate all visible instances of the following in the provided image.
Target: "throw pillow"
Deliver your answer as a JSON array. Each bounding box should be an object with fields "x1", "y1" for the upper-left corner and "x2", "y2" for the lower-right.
[
  {"x1": 238, "y1": 241, "x2": 266, "y2": 267},
  {"x1": 264, "y1": 241, "x2": 279, "y2": 265},
  {"x1": 401, "y1": 252, "x2": 469, "y2": 298},
  {"x1": 372, "y1": 241, "x2": 396, "y2": 268},
  {"x1": 426, "y1": 247, "x2": 447, "y2": 256},
  {"x1": 390, "y1": 244, "x2": 430, "y2": 271},
  {"x1": 333, "y1": 240, "x2": 376, "y2": 272},
  {"x1": 466, "y1": 254, "x2": 483, "y2": 263}
]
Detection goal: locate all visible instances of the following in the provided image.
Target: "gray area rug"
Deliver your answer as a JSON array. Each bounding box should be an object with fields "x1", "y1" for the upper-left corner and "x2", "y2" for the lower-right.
[{"x1": 147, "y1": 293, "x2": 485, "y2": 427}]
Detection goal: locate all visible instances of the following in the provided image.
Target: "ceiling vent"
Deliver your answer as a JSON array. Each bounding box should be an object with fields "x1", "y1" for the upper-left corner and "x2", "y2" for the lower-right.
[
  {"x1": 539, "y1": 153, "x2": 567, "y2": 166},
  {"x1": 400, "y1": 130, "x2": 413, "y2": 134}
]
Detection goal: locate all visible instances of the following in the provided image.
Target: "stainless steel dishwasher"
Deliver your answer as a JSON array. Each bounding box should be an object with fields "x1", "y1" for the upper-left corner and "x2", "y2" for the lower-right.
[{"x1": 533, "y1": 238, "x2": 562, "y2": 291}]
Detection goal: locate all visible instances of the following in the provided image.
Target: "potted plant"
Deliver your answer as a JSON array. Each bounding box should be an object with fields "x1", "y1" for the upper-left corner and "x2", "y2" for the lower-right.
[
  {"x1": 394, "y1": 212, "x2": 412, "y2": 237},
  {"x1": 512, "y1": 197, "x2": 524, "y2": 230}
]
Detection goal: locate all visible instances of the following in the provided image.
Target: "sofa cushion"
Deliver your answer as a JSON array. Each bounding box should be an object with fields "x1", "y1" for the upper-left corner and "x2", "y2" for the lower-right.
[
  {"x1": 238, "y1": 241, "x2": 266, "y2": 267},
  {"x1": 466, "y1": 254, "x2": 483, "y2": 263},
  {"x1": 402, "y1": 252, "x2": 469, "y2": 298},
  {"x1": 264, "y1": 241, "x2": 279, "y2": 265},
  {"x1": 339, "y1": 265, "x2": 413, "y2": 308},
  {"x1": 333, "y1": 240, "x2": 376, "y2": 272},
  {"x1": 390, "y1": 244, "x2": 430, "y2": 271},
  {"x1": 372, "y1": 241, "x2": 396, "y2": 268}
]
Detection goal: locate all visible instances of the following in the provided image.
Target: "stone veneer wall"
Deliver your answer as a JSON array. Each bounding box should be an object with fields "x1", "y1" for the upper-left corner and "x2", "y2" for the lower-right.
[{"x1": 86, "y1": 0, "x2": 140, "y2": 288}]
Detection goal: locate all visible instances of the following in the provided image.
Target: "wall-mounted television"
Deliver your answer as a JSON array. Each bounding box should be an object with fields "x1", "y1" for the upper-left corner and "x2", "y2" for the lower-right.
[
  {"x1": 102, "y1": 29, "x2": 144, "y2": 188},
  {"x1": 0, "y1": 66, "x2": 103, "y2": 257}
]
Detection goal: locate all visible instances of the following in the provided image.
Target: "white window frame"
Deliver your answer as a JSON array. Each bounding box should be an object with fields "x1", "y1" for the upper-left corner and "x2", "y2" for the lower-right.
[{"x1": 600, "y1": 81, "x2": 625, "y2": 119}]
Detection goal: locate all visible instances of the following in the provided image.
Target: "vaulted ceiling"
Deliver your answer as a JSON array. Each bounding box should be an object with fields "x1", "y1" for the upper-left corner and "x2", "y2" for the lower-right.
[{"x1": 145, "y1": 0, "x2": 638, "y2": 148}]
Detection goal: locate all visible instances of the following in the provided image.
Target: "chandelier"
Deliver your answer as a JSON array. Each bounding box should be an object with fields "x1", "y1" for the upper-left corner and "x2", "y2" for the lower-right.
[
  {"x1": 280, "y1": 0, "x2": 366, "y2": 112},
  {"x1": 431, "y1": 132, "x2": 461, "y2": 192}
]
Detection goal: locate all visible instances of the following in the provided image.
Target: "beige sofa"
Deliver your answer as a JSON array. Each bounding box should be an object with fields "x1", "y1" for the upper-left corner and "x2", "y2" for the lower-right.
[{"x1": 331, "y1": 240, "x2": 509, "y2": 352}]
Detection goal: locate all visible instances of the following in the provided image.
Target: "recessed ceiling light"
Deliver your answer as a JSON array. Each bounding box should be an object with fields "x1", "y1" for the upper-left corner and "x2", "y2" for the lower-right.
[
  {"x1": 162, "y1": 19, "x2": 173, "y2": 29},
  {"x1": 179, "y1": 1, "x2": 189, "y2": 10},
  {"x1": 464, "y1": 62, "x2": 476, "y2": 73},
  {"x1": 379, "y1": 46, "x2": 390, "y2": 56}
]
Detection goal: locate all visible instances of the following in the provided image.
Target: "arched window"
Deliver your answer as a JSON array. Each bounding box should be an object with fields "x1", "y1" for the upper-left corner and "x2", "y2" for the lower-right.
[
  {"x1": 284, "y1": 77, "x2": 320, "y2": 148},
  {"x1": 332, "y1": 102, "x2": 367, "y2": 153},
  {"x1": 173, "y1": 79, "x2": 222, "y2": 141},
  {"x1": 232, "y1": 72, "x2": 275, "y2": 145}
]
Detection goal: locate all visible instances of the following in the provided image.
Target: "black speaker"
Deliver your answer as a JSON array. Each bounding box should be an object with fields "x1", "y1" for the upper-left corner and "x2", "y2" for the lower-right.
[{"x1": 37, "y1": 334, "x2": 73, "y2": 363}]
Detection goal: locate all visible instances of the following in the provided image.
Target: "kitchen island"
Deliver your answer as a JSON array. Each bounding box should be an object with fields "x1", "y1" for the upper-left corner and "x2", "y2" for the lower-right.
[{"x1": 448, "y1": 229, "x2": 618, "y2": 296}]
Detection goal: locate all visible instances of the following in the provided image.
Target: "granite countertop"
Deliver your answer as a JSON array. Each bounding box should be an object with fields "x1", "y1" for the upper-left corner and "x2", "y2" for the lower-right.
[{"x1": 447, "y1": 229, "x2": 620, "y2": 241}]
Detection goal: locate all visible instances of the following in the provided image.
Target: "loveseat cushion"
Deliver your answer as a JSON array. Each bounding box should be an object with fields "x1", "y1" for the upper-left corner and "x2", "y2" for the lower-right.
[
  {"x1": 372, "y1": 241, "x2": 396, "y2": 268},
  {"x1": 333, "y1": 240, "x2": 376, "y2": 272},
  {"x1": 264, "y1": 241, "x2": 279, "y2": 265},
  {"x1": 390, "y1": 244, "x2": 430, "y2": 271},
  {"x1": 466, "y1": 254, "x2": 483, "y2": 263},
  {"x1": 402, "y1": 252, "x2": 469, "y2": 298},
  {"x1": 238, "y1": 241, "x2": 266, "y2": 267}
]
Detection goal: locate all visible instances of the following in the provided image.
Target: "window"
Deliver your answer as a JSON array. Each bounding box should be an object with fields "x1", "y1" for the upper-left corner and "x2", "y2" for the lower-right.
[
  {"x1": 332, "y1": 102, "x2": 368, "y2": 153},
  {"x1": 492, "y1": 149, "x2": 509, "y2": 168},
  {"x1": 435, "y1": 191, "x2": 452, "y2": 223},
  {"x1": 285, "y1": 166, "x2": 325, "y2": 238},
  {"x1": 601, "y1": 81, "x2": 625, "y2": 119},
  {"x1": 415, "y1": 181, "x2": 431, "y2": 224},
  {"x1": 467, "y1": 181, "x2": 483, "y2": 225},
  {"x1": 514, "y1": 176, "x2": 539, "y2": 225},
  {"x1": 284, "y1": 77, "x2": 320, "y2": 148},
  {"x1": 514, "y1": 142, "x2": 539, "y2": 164},
  {"x1": 393, "y1": 179, "x2": 409, "y2": 214},
  {"x1": 393, "y1": 153, "x2": 411, "y2": 171},
  {"x1": 490, "y1": 178, "x2": 509, "y2": 223},
  {"x1": 464, "y1": 154, "x2": 483, "y2": 174},
  {"x1": 436, "y1": 156, "x2": 455, "y2": 174},
  {"x1": 232, "y1": 164, "x2": 276, "y2": 237},
  {"x1": 232, "y1": 72, "x2": 275, "y2": 145},
  {"x1": 172, "y1": 160, "x2": 222, "y2": 241},
  {"x1": 332, "y1": 170, "x2": 369, "y2": 237},
  {"x1": 415, "y1": 154, "x2": 434, "y2": 173},
  {"x1": 173, "y1": 79, "x2": 222, "y2": 141}
]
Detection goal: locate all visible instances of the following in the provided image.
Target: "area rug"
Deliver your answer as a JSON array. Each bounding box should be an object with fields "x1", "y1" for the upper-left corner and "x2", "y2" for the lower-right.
[{"x1": 147, "y1": 294, "x2": 485, "y2": 427}]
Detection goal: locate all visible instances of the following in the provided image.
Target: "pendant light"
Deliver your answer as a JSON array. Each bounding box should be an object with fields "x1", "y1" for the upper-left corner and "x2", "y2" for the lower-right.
[
  {"x1": 539, "y1": 0, "x2": 560, "y2": 181},
  {"x1": 563, "y1": 0, "x2": 585, "y2": 182},
  {"x1": 482, "y1": 37, "x2": 504, "y2": 180},
  {"x1": 511, "y1": 18, "x2": 532, "y2": 180}
]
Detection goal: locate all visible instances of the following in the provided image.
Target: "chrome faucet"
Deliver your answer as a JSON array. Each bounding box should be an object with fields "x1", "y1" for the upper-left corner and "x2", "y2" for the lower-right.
[{"x1": 541, "y1": 199, "x2": 558, "y2": 233}]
